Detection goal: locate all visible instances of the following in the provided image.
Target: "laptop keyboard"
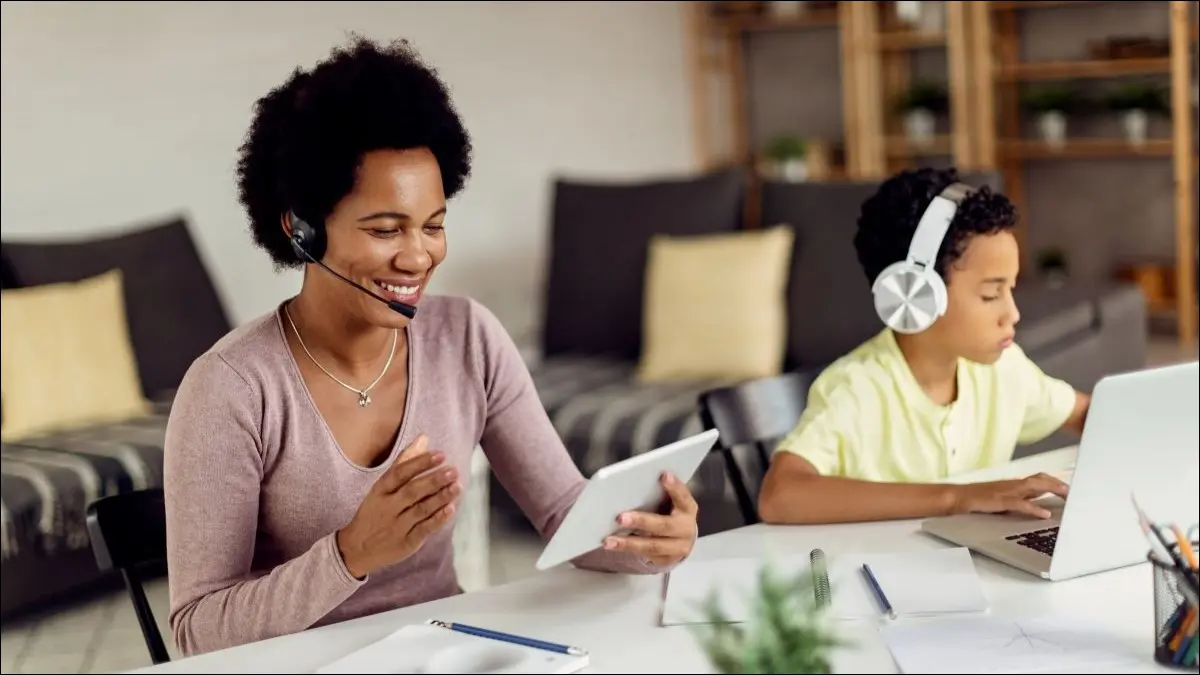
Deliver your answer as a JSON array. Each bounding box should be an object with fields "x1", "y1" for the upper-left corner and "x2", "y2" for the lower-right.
[{"x1": 1007, "y1": 527, "x2": 1059, "y2": 556}]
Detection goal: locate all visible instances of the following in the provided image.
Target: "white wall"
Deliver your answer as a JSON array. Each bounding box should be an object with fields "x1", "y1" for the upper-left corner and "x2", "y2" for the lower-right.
[{"x1": 1, "y1": 0, "x2": 696, "y2": 343}]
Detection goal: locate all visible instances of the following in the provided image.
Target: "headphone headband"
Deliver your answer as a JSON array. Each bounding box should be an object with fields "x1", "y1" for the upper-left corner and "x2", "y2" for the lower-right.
[{"x1": 905, "y1": 182, "x2": 973, "y2": 271}]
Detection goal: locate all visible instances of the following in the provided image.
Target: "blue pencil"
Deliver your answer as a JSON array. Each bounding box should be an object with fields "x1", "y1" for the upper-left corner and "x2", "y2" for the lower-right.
[
  {"x1": 861, "y1": 564, "x2": 897, "y2": 620},
  {"x1": 426, "y1": 619, "x2": 588, "y2": 656}
]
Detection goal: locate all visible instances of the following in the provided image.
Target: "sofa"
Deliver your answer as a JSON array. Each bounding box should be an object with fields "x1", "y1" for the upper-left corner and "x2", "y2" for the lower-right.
[{"x1": 493, "y1": 168, "x2": 1148, "y2": 537}]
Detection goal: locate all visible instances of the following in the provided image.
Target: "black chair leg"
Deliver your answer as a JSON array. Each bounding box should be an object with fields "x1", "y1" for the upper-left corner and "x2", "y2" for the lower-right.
[
  {"x1": 719, "y1": 448, "x2": 760, "y2": 526},
  {"x1": 122, "y1": 570, "x2": 171, "y2": 664}
]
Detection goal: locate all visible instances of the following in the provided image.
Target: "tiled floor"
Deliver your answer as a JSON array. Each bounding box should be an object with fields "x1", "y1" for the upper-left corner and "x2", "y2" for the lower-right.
[{"x1": 2, "y1": 337, "x2": 1195, "y2": 674}]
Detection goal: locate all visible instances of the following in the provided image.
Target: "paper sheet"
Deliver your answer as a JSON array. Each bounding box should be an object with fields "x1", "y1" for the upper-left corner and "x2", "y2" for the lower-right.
[
  {"x1": 315, "y1": 623, "x2": 589, "y2": 674},
  {"x1": 661, "y1": 547, "x2": 989, "y2": 626},
  {"x1": 881, "y1": 614, "x2": 1158, "y2": 673}
]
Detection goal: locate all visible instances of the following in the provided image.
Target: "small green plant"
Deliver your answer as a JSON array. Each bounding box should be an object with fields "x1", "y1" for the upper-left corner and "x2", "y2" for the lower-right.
[
  {"x1": 1037, "y1": 247, "x2": 1068, "y2": 274},
  {"x1": 1022, "y1": 85, "x2": 1080, "y2": 114},
  {"x1": 1104, "y1": 83, "x2": 1169, "y2": 114},
  {"x1": 765, "y1": 134, "x2": 808, "y2": 162},
  {"x1": 690, "y1": 562, "x2": 847, "y2": 674},
  {"x1": 894, "y1": 81, "x2": 950, "y2": 115}
]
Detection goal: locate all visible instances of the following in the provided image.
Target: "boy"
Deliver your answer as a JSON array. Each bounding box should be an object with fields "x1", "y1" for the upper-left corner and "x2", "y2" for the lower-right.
[{"x1": 757, "y1": 168, "x2": 1090, "y2": 525}]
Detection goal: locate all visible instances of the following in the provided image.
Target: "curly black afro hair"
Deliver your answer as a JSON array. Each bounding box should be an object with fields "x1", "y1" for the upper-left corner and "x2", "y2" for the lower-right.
[
  {"x1": 853, "y1": 167, "x2": 1017, "y2": 285},
  {"x1": 236, "y1": 35, "x2": 472, "y2": 269}
]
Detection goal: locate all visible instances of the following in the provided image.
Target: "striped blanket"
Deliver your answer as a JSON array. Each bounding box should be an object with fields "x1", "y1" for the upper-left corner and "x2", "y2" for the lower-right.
[{"x1": 1, "y1": 357, "x2": 735, "y2": 563}]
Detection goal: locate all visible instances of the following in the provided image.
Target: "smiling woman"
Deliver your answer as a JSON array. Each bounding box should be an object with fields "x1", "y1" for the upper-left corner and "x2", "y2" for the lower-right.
[{"x1": 161, "y1": 35, "x2": 700, "y2": 658}]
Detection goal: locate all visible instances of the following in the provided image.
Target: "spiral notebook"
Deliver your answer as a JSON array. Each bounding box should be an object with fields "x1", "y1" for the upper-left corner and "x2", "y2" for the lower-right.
[
  {"x1": 315, "y1": 621, "x2": 590, "y2": 674},
  {"x1": 660, "y1": 547, "x2": 989, "y2": 625}
]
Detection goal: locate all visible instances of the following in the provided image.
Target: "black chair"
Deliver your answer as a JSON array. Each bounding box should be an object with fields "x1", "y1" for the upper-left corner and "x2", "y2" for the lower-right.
[
  {"x1": 698, "y1": 369, "x2": 817, "y2": 526},
  {"x1": 85, "y1": 488, "x2": 171, "y2": 664}
]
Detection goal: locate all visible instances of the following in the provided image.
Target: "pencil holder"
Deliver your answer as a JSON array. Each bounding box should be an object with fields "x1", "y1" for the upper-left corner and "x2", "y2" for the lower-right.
[{"x1": 1151, "y1": 542, "x2": 1199, "y2": 671}]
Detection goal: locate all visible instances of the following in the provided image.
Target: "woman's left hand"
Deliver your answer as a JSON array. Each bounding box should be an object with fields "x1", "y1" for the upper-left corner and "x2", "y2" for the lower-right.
[{"x1": 602, "y1": 472, "x2": 698, "y2": 567}]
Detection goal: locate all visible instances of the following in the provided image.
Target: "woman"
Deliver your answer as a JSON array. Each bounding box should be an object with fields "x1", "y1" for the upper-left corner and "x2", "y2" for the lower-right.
[{"x1": 163, "y1": 36, "x2": 698, "y2": 657}]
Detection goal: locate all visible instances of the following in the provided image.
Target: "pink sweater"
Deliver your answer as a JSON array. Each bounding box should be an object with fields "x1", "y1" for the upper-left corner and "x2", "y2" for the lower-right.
[{"x1": 163, "y1": 295, "x2": 663, "y2": 657}]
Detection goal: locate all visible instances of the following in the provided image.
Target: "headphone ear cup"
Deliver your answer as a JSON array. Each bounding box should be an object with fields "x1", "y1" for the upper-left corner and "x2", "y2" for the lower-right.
[{"x1": 872, "y1": 263, "x2": 946, "y2": 334}]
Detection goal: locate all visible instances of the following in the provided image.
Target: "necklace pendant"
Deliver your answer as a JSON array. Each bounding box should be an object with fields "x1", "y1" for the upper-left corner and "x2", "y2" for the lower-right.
[{"x1": 358, "y1": 392, "x2": 372, "y2": 407}]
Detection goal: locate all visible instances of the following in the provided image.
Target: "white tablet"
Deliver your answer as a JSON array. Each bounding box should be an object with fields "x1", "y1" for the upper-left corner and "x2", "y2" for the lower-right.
[{"x1": 535, "y1": 428, "x2": 721, "y2": 571}]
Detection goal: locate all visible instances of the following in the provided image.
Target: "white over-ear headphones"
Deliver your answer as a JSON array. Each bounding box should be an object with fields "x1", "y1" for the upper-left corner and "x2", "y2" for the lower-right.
[{"x1": 871, "y1": 182, "x2": 974, "y2": 334}]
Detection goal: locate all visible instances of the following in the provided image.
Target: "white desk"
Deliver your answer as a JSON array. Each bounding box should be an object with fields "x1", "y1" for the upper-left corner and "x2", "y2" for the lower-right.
[{"x1": 131, "y1": 447, "x2": 1174, "y2": 674}]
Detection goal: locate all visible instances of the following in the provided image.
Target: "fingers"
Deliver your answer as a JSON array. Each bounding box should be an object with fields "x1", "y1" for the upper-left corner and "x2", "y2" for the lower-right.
[
  {"x1": 1022, "y1": 473, "x2": 1069, "y2": 499},
  {"x1": 394, "y1": 464, "x2": 458, "y2": 509},
  {"x1": 401, "y1": 480, "x2": 461, "y2": 530},
  {"x1": 603, "y1": 531, "x2": 692, "y2": 559},
  {"x1": 407, "y1": 500, "x2": 457, "y2": 542},
  {"x1": 661, "y1": 473, "x2": 699, "y2": 516},
  {"x1": 398, "y1": 434, "x2": 431, "y2": 461},
  {"x1": 1003, "y1": 496, "x2": 1052, "y2": 519},
  {"x1": 376, "y1": 445, "x2": 445, "y2": 495}
]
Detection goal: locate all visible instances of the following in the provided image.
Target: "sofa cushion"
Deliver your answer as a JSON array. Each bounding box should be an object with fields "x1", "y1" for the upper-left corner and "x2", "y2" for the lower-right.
[
  {"x1": 1, "y1": 269, "x2": 151, "y2": 442},
  {"x1": 541, "y1": 169, "x2": 748, "y2": 361},
  {"x1": 637, "y1": 225, "x2": 795, "y2": 383},
  {"x1": 762, "y1": 171, "x2": 1004, "y2": 369},
  {"x1": 1, "y1": 216, "x2": 232, "y2": 397}
]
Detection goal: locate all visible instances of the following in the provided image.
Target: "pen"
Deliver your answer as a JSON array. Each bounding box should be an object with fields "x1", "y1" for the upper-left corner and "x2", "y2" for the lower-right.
[
  {"x1": 1132, "y1": 496, "x2": 1200, "y2": 597},
  {"x1": 426, "y1": 619, "x2": 588, "y2": 656},
  {"x1": 861, "y1": 564, "x2": 896, "y2": 620}
]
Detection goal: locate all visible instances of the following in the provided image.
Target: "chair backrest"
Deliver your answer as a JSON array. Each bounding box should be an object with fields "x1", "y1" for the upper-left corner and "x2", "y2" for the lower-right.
[
  {"x1": 698, "y1": 369, "x2": 817, "y2": 526},
  {"x1": 86, "y1": 488, "x2": 170, "y2": 664}
]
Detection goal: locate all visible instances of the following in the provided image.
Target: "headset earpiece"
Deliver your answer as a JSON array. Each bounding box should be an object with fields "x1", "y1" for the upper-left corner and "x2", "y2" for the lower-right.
[
  {"x1": 871, "y1": 182, "x2": 973, "y2": 334},
  {"x1": 288, "y1": 211, "x2": 327, "y2": 263}
]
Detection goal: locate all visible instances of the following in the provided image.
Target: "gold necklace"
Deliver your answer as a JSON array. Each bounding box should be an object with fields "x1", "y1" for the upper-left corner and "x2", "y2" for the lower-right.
[{"x1": 284, "y1": 304, "x2": 397, "y2": 407}]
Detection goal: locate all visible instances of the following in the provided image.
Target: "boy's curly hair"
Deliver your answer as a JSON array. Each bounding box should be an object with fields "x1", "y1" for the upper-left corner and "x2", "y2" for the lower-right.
[{"x1": 853, "y1": 167, "x2": 1017, "y2": 284}]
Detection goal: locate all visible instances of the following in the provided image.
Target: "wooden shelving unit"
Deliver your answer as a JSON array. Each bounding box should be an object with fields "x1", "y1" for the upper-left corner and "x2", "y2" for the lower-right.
[
  {"x1": 976, "y1": 0, "x2": 1197, "y2": 346},
  {"x1": 685, "y1": 2, "x2": 1197, "y2": 345}
]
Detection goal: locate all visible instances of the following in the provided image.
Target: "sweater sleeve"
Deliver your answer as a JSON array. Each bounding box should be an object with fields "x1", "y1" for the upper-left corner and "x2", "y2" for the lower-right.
[
  {"x1": 469, "y1": 300, "x2": 679, "y2": 575},
  {"x1": 163, "y1": 353, "x2": 365, "y2": 657}
]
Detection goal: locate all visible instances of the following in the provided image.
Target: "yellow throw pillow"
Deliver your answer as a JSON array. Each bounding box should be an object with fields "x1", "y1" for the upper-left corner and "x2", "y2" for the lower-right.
[
  {"x1": 1, "y1": 269, "x2": 151, "y2": 441},
  {"x1": 637, "y1": 225, "x2": 796, "y2": 383}
]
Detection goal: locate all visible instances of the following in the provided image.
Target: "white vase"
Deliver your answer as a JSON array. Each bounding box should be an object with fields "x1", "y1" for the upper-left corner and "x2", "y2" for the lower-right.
[
  {"x1": 895, "y1": 1, "x2": 922, "y2": 26},
  {"x1": 767, "y1": 1, "x2": 807, "y2": 18},
  {"x1": 1037, "y1": 111, "x2": 1067, "y2": 147},
  {"x1": 917, "y1": 2, "x2": 944, "y2": 31},
  {"x1": 778, "y1": 158, "x2": 808, "y2": 183},
  {"x1": 1122, "y1": 109, "x2": 1148, "y2": 146},
  {"x1": 905, "y1": 108, "x2": 936, "y2": 146}
]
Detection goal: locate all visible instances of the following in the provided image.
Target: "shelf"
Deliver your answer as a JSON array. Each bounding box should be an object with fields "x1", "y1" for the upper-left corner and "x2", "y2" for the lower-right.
[
  {"x1": 721, "y1": 9, "x2": 839, "y2": 33},
  {"x1": 999, "y1": 138, "x2": 1175, "y2": 159},
  {"x1": 990, "y1": 1, "x2": 1108, "y2": 10},
  {"x1": 997, "y1": 58, "x2": 1172, "y2": 81},
  {"x1": 886, "y1": 135, "x2": 953, "y2": 157},
  {"x1": 878, "y1": 30, "x2": 946, "y2": 51}
]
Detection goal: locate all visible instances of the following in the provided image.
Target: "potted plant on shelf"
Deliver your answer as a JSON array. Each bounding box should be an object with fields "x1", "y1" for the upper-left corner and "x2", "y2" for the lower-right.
[
  {"x1": 765, "y1": 134, "x2": 809, "y2": 183},
  {"x1": 894, "y1": 1, "x2": 945, "y2": 31},
  {"x1": 1022, "y1": 85, "x2": 1078, "y2": 148},
  {"x1": 1037, "y1": 247, "x2": 1070, "y2": 289},
  {"x1": 1104, "y1": 83, "x2": 1169, "y2": 146},
  {"x1": 765, "y1": 1, "x2": 809, "y2": 19},
  {"x1": 895, "y1": 82, "x2": 949, "y2": 148},
  {"x1": 690, "y1": 561, "x2": 847, "y2": 674}
]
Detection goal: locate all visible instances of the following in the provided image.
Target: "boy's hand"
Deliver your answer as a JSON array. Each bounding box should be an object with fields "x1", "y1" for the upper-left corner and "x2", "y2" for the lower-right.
[{"x1": 949, "y1": 473, "x2": 1069, "y2": 519}]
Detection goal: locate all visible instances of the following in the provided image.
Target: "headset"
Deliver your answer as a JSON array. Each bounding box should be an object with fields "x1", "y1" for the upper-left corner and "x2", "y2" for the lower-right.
[
  {"x1": 287, "y1": 211, "x2": 419, "y2": 319},
  {"x1": 870, "y1": 182, "x2": 973, "y2": 334}
]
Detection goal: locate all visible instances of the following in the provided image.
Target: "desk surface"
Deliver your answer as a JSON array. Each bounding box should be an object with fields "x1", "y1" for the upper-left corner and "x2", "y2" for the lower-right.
[{"x1": 131, "y1": 447, "x2": 1175, "y2": 674}]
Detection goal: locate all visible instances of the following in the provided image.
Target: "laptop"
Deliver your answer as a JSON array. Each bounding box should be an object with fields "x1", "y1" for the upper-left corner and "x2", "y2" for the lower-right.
[{"x1": 921, "y1": 360, "x2": 1199, "y2": 581}]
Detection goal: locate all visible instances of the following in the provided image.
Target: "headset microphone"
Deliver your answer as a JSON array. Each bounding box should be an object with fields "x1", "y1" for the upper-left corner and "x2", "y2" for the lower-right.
[{"x1": 287, "y1": 212, "x2": 419, "y2": 320}]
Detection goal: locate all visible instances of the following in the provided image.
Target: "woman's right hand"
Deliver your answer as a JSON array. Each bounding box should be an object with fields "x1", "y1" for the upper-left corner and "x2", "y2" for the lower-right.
[{"x1": 336, "y1": 435, "x2": 461, "y2": 579}]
